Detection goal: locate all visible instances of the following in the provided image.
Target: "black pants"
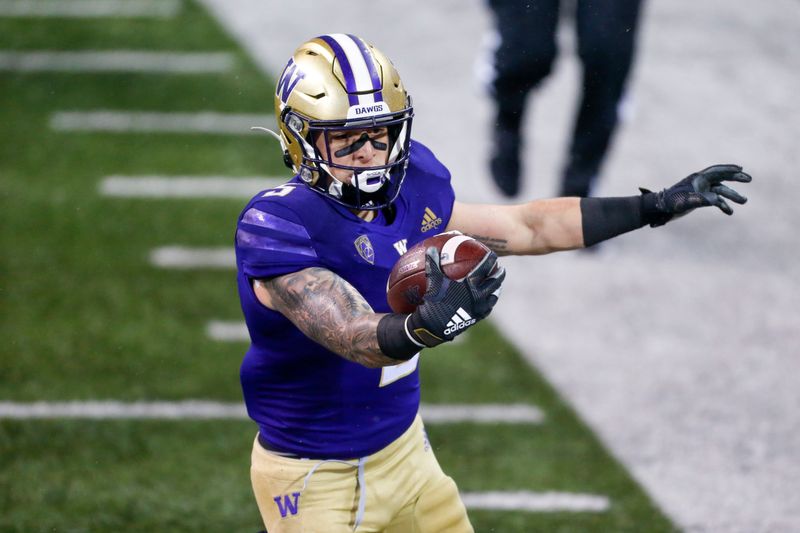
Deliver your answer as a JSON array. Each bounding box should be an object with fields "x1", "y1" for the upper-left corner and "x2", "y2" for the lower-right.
[{"x1": 488, "y1": 0, "x2": 643, "y2": 196}]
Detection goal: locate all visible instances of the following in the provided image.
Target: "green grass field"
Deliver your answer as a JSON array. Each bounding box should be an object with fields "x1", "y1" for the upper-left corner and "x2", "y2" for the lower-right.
[{"x1": 0, "y1": 2, "x2": 676, "y2": 531}]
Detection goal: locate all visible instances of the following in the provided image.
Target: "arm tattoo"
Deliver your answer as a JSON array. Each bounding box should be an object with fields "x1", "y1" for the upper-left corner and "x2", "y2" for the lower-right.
[
  {"x1": 262, "y1": 268, "x2": 402, "y2": 368},
  {"x1": 464, "y1": 233, "x2": 509, "y2": 254}
]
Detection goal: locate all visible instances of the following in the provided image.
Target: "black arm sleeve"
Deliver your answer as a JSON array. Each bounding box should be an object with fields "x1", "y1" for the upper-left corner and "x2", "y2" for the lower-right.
[
  {"x1": 376, "y1": 313, "x2": 423, "y2": 361},
  {"x1": 580, "y1": 193, "x2": 673, "y2": 247}
]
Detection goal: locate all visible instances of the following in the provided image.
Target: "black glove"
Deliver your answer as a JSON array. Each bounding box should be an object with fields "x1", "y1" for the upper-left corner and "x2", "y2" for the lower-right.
[
  {"x1": 406, "y1": 247, "x2": 505, "y2": 347},
  {"x1": 642, "y1": 164, "x2": 752, "y2": 227}
]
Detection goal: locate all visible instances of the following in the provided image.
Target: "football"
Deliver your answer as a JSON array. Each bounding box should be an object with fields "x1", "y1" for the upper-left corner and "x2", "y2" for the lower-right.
[{"x1": 386, "y1": 231, "x2": 493, "y2": 313}]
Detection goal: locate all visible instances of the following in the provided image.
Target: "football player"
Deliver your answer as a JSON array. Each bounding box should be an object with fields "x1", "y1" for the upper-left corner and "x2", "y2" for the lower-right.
[{"x1": 236, "y1": 34, "x2": 751, "y2": 532}]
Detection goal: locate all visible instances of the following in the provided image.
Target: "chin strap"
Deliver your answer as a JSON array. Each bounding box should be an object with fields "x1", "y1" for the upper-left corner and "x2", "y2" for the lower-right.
[{"x1": 327, "y1": 178, "x2": 345, "y2": 199}]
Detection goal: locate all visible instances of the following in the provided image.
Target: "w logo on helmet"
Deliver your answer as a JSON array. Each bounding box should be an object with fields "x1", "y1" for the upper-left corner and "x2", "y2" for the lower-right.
[{"x1": 276, "y1": 59, "x2": 306, "y2": 104}]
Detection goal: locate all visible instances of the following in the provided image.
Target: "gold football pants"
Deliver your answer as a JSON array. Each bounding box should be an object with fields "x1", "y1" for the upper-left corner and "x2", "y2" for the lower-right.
[{"x1": 250, "y1": 414, "x2": 473, "y2": 532}]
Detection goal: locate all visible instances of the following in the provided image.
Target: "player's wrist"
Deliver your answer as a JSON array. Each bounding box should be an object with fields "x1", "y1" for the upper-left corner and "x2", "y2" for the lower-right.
[
  {"x1": 406, "y1": 310, "x2": 448, "y2": 347},
  {"x1": 580, "y1": 196, "x2": 647, "y2": 247},
  {"x1": 639, "y1": 189, "x2": 674, "y2": 227},
  {"x1": 377, "y1": 313, "x2": 425, "y2": 360},
  {"x1": 580, "y1": 191, "x2": 678, "y2": 246}
]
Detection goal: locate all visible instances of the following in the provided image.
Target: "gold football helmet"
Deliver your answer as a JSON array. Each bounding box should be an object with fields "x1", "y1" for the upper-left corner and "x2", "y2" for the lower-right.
[{"x1": 270, "y1": 34, "x2": 414, "y2": 210}]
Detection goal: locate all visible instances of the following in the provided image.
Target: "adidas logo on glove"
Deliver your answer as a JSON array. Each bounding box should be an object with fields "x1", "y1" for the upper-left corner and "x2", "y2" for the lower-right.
[{"x1": 443, "y1": 308, "x2": 476, "y2": 335}]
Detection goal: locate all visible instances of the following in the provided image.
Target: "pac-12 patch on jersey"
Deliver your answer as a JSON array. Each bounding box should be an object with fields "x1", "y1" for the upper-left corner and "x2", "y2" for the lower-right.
[{"x1": 354, "y1": 234, "x2": 375, "y2": 264}]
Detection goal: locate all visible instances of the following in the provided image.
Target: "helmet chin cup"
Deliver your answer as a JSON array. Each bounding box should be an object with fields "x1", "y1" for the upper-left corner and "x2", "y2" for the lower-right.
[
  {"x1": 322, "y1": 168, "x2": 385, "y2": 201},
  {"x1": 354, "y1": 169, "x2": 387, "y2": 193}
]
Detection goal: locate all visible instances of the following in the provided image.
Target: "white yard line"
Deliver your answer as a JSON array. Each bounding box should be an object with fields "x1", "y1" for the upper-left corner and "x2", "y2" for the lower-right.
[
  {"x1": 0, "y1": 0, "x2": 181, "y2": 17},
  {"x1": 0, "y1": 397, "x2": 598, "y2": 512},
  {"x1": 0, "y1": 400, "x2": 544, "y2": 424},
  {"x1": 207, "y1": 320, "x2": 249, "y2": 341},
  {"x1": 150, "y1": 246, "x2": 233, "y2": 269},
  {"x1": 461, "y1": 491, "x2": 609, "y2": 513},
  {"x1": 0, "y1": 400, "x2": 245, "y2": 419},
  {"x1": 100, "y1": 175, "x2": 281, "y2": 198},
  {"x1": 50, "y1": 111, "x2": 272, "y2": 134},
  {"x1": 421, "y1": 404, "x2": 544, "y2": 424},
  {"x1": 0, "y1": 51, "x2": 235, "y2": 73}
]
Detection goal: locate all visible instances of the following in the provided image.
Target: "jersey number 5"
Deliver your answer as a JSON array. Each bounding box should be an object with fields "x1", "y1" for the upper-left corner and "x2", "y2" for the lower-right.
[
  {"x1": 262, "y1": 185, "x2": 296, "y2": 198},
  {"x1": 379, "y1": 354, "x2": 419, "y2": 387}
]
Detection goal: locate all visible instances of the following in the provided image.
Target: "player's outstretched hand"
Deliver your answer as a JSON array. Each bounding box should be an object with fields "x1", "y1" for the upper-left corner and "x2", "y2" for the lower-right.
[
  {"x1": 644, "y1": 164, "x2": 752, "y2": 227},
  {"x1": 406, "y1": 247, "x2": 505, "y2": 347}
]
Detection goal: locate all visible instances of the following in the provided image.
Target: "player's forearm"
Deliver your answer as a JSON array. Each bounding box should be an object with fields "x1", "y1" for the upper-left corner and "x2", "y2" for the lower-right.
[
  {"x1": 518, "y1": 195, "x2": 661, "y2": 252},
  {"x1": 453, "y1": 199, "x2": 583, "y2": 256},
  {"x1": 330, "y1": 313, "x2": 405, "y2": 368},
  {"x1": 453, "y1": 195, "x2": 654, "y2": 256},
  {"x1": 262, "y1": 268, "x2": 408, "y2": 368},
  {"x1": 515, "y1": 197, "x2": 584, "y2": 254},
  {"x1": 301, "y1": 309, "x2": 408, "y2": 368}
]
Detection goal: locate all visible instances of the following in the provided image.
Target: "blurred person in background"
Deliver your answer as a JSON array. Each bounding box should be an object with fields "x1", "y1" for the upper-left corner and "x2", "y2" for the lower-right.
[{"x1": 483, "y1": 0, "x2": 644, "y2": 197}]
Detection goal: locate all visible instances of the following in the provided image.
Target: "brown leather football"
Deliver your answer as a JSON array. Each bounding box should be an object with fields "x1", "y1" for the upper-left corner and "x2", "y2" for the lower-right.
[{"x1": 386, "y1": 231, "x2": 493, "y2": 313}]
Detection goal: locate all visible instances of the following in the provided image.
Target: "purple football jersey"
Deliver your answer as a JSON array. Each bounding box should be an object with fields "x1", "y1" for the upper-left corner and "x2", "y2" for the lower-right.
[{"x1": 235, "y1": 141, "x2": 455, "y2": 459}]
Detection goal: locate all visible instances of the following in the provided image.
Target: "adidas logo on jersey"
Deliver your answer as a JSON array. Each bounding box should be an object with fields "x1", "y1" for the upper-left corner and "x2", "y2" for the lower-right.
[
  {"x1": 443, "y1": 308, "x2": 475, "y2": 335},
  {"x1": 421, "y1": 207, "x2": 443, "y2": 232}
]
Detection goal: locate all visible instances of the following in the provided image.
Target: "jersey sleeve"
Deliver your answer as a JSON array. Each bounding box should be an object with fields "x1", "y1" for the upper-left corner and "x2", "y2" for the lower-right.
[
  {"x1": 408, "y1": 140, "x2": 457, "y2": 226},
  {"x1": 235, "y1": 198, "x2": 321, "y2": 280}
]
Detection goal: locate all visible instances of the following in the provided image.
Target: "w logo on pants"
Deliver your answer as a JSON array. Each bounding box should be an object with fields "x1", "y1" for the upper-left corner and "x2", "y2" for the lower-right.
[{"x1": 273, "y1": 492, "x2": 301, "y2": 518}]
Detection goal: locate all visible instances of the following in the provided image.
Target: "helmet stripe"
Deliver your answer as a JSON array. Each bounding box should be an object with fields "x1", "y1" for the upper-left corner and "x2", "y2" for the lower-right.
[
  {"x1": 328, "y1": 34, "x2": 378, "y2": 103},
  {"x1": 319, "y1": 34, "x2": 384, "y2": 106},
  {"x1": 346, "y1": 34, "x2": 383, "y2": 102},
  {"x1": 317, "y1": 34, "x2": 359, "y2": 106}
]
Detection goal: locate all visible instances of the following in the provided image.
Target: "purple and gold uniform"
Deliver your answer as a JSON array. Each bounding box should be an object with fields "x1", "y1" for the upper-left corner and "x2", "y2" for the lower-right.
[
  {"x1": 241, "y1": 33, "x2": 475, "y2": 532},
  {"x1": 236, "y1": 141, "x2": 454, "y2": 460}
]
